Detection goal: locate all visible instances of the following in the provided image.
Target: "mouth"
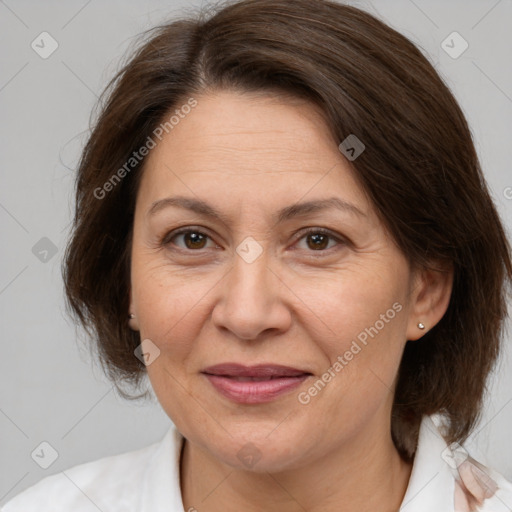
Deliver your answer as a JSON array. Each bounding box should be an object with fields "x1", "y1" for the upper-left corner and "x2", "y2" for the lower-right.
[{"x1": 201, "y1": 363, "x2": 312, "y2": 404}]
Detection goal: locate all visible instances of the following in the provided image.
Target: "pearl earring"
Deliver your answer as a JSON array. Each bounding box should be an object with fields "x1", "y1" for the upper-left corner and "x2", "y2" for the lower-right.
[
  {"x1": 129, "y1": 313, "x2": 135, "y2": 319},
  {"x1": 418, "y1": 322, "x2": 425, "y2": 330}
]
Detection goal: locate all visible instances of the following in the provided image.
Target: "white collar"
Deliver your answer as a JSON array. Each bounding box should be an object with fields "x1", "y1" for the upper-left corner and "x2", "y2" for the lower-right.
[
  {"x1": 139, "y1": 426, "x2": 185, "y2": 512},
  {"x1": 137, "y1": 414, "x2": 511, "y2": 511},
  {"x1": 400, "y1": 414, "x2": 455, "y2": 511}
]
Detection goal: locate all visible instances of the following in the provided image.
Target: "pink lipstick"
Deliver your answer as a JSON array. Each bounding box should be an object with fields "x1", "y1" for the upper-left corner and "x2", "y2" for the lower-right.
[{"x1": 202, "y1": 363, "x2": 311, "y2": 404}]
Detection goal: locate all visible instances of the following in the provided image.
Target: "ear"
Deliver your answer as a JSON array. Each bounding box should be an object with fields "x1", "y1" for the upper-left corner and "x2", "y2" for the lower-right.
[
  {"x1": 406, "y1": 261, "x2": 453, "y2": 341},
  {"x1": 128, "y1": 288, "x2": 140, "y2": 331}
]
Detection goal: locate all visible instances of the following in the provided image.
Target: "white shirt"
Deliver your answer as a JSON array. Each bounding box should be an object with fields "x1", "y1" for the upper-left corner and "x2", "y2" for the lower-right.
[{"x1": 3, "y1": 414, "x2": 512, "y2": 511}]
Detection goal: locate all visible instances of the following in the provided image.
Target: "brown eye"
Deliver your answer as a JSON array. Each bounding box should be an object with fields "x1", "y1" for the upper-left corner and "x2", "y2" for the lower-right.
[
  {"x1": 296, "y1": 228, "x2": 344, "y2": 253},
  {"x1": 306, "y1": 232, "x2": 330, "y2": 250},
  {"x1": 182, "y1": 231, "x2": 208, "y2": 249},
  {"x1": 164, "y1": 229, "x2": 214, "y2": 250}
]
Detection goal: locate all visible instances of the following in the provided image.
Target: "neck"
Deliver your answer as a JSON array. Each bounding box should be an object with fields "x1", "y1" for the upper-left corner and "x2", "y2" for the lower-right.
[{"x1": 180, "y1": 419, "x2": 413, "y2": 512}]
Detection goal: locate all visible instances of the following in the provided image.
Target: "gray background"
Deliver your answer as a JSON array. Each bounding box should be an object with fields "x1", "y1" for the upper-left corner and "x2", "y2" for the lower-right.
[{"x1": 1, "y1": 0, "x2": 511, "y2": 505}]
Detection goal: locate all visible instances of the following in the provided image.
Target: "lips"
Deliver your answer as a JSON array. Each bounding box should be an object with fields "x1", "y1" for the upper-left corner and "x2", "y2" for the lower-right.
[
  {"x1": 202, "y1": 363, "x2": 310, "y2": 378},
  {"x1": 201, "y1": 363, "x2": 312, "y2": 404}
]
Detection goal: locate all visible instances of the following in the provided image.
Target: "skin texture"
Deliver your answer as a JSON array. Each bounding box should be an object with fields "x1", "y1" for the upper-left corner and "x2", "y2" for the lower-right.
[{"x1": 128, "y1": 90, "x2": 453, "y2": 512}]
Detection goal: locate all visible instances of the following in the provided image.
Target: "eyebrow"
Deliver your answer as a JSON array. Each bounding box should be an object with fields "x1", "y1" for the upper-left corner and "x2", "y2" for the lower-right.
[{"x1": 147, "y1": 195, "x2": 366, "y2": 224}]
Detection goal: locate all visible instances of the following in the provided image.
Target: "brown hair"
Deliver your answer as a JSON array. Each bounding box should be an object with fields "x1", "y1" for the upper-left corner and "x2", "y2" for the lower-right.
[{"x1": 62, "y1": 0, "x2": 512, "y2": 461}]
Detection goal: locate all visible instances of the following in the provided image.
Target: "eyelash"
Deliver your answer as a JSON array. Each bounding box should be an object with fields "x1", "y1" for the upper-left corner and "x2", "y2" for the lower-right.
[{"x1": 161, "y1": 226, "x2": 346, "y2": 256}]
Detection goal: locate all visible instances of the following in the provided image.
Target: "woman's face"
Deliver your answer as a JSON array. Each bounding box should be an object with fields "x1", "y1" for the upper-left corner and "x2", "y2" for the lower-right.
[{"x1": 130, "y1": 90, "x2": 425, "y2": 472}]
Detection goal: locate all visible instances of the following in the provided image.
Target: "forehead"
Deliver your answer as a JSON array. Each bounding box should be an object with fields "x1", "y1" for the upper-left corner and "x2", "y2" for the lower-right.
[{"x1": 137, "y1": 90, "x2": 370, "y2": 213}]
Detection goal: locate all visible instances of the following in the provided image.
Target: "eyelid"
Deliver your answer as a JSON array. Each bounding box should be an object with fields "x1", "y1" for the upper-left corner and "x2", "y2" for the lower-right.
[
  {"x1": 293, "y1": 226, "x2": 344, "y2": 241},
  {"x1": 162, "y1": 225, "x2": 347, "y2": 254},
  {"x1": 291, "y1": 227, "x2": 347, "y2": 251},
  {"x1": 162, "y1": 225, "x2": 218, "y2": 247}
]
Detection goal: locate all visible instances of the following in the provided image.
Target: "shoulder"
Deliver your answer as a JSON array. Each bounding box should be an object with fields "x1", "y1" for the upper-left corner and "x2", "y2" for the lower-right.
[{"x1": 1, "y1": 435, "x2": 164, "y2": 512}]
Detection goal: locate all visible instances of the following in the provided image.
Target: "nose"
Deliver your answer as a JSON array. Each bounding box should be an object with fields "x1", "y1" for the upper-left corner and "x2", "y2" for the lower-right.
[{"x1": 211, "y1": 248, "x2": 292, "y2": 341}]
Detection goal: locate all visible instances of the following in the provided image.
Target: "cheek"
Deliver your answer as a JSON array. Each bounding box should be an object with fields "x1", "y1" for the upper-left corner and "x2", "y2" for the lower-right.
[
  {"x1": 305, "y1": 264, "x2": 408, "y2": 349},
  {"x1": 302, "y1": 276, "x2": 408, "y2": 433},
  {"x1": 301, "y1": 266, "x2": 409, "y2": 419},
  {"x1": 132, "y1": 266, "x2": 216, "y2": 429},
  {"x1": 131, "y1": 259, "x2": 214, "y2": 358}
]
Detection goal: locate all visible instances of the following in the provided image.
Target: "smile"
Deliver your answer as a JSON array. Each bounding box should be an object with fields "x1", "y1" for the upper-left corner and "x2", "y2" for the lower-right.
[{"x1": 201, "y1": 363, "x2": 312, "y2": 404}]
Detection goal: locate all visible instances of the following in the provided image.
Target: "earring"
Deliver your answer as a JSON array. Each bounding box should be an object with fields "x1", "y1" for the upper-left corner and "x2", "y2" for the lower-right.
[
  {"x1": 418, "y1": 322, "x2": 425, "y2": 330},
  {"x1": 129, "y1": 313, "x2": 135, "y2": 319}
]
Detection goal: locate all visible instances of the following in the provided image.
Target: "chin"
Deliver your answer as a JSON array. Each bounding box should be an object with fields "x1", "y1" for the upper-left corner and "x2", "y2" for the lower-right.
[{"x1": 205, "y1": 427, "x2": 316, "y2": 474}]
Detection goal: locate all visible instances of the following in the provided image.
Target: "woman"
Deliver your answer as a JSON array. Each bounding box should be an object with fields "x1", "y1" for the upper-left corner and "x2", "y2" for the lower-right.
[{"x1": 3, "y1": 0, "x2": 511, "y2": 510}]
